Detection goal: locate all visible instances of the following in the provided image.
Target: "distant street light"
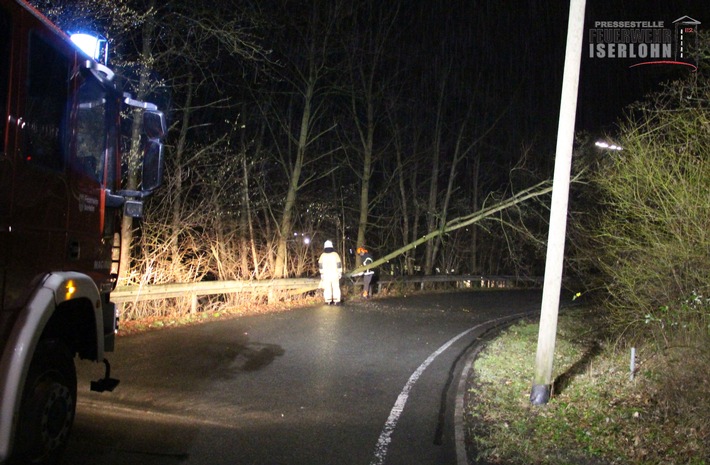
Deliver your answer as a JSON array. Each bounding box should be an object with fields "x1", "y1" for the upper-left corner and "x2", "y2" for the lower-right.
[
  {"x1": 292, "y1": 232, "x2": 311, "y2": 245},
  {"x1": 595, "y1": 141, "x2": 623, "y2": 151}
]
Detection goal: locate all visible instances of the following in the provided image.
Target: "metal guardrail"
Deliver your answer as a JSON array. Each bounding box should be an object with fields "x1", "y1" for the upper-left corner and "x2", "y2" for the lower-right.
[
  {"x1": 373, "y1": 274, "x2": 543, "y2": 293},
  {"x1": 112, "y1": 278, "x2": 322, "y2": 313},
  {"x1": 112, "y1": 274, "x2": 542, "y2": 313}
]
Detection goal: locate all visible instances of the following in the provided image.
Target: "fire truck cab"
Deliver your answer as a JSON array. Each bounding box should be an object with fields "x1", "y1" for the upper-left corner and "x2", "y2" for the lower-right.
[{"x1": 0, "y1": 0, "x2": 164, "y2": 463}]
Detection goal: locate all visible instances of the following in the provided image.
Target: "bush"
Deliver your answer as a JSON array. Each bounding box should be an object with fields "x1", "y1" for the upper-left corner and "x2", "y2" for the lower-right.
[
  {"x1": 563, "y1": 50, "x2": 710, "y2": 464},
  {"x1": 584, "y1": 77, "x2": 710, "y2": 341}
]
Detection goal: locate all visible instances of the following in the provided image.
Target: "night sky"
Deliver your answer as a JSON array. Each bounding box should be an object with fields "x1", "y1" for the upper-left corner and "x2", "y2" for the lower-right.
[
  {"x1": 579, "y1": 1, "x2": 708, "y2": 132},
  {"x1": 425, "y1": 0, "x2": 707, "y2": 127},
  {"x1": 395, "y1": 0, "x2": 708, "y2": 162}
]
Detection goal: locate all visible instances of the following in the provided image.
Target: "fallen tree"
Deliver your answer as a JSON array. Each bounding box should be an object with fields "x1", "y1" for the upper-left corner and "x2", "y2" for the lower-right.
[{"x1": 347, "y1": 178, "x2": 556, "y2": 277}]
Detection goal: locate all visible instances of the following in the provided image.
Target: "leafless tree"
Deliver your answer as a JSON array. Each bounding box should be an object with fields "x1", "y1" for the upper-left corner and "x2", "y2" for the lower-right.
[{"x1": 259, "y1": 0, "x2": 348, "y2": 277}]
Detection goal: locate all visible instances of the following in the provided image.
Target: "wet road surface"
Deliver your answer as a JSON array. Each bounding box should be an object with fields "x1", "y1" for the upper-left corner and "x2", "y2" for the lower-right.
[{"x1": 62, "y1": 289, "x2": 541, "y2": 465}]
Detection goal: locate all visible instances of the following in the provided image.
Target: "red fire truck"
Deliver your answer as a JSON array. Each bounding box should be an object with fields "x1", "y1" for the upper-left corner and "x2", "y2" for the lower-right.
[{"x1": 0, "y1": 0, "x2": 165, "y2": 463}]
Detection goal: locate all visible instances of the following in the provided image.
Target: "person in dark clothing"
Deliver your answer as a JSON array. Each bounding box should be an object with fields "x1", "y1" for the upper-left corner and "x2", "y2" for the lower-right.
[{"x1": 356, "y1": 247, "x2": 375, "y2": 299}]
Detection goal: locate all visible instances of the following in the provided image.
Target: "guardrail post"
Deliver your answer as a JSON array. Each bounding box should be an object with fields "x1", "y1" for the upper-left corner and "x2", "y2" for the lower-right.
[{"x1": 191, "y1": 294, "x2": 198, "y2": 313}]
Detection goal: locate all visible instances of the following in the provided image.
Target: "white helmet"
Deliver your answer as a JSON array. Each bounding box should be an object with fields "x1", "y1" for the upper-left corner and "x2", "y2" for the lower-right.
[{"x1": 324, "y1": 240, "x2": 333, "y2": 248}]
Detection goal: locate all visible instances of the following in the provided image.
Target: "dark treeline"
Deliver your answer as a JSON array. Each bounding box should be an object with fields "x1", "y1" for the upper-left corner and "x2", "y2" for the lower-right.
[{"x1": 36, "y1": 0, "x2": 573, "y2": 283}]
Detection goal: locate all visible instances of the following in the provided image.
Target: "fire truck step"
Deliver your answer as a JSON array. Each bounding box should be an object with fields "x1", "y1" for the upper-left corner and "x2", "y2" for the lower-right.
[{"x1": 90, "y1": 358, "x2": 120, "y2": 392}]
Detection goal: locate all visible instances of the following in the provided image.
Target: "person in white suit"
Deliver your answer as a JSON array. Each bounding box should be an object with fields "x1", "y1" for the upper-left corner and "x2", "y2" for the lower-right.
[{"x1": 318, "y1": 240, "x2": 342, "y2": 305}]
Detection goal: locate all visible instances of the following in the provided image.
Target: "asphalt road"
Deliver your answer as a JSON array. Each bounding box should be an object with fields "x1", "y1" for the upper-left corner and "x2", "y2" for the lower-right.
[{"x1": 62, "y1": 289, "x2": 542, "y2": 465}]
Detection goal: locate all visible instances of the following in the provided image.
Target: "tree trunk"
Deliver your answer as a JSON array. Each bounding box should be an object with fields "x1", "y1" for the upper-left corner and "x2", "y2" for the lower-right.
[
  {"x1": 170, "y1": 74, "x2": 193, "y2": 273},
  {"x1": 394, "y1": 131, "x2": 410, "y2": 273},
  {"x1": 356, "y1": 95, "x2": 373, "y2": 255},
  {"x1": 274, "y1": 84, "x2": 312, "y2": 278},
  {"x1": 424, "y1": 77, "x2": 445, "y2": 275},
  {"x1": 470, "y1": 153, "x2": 481, "y2": 273},
  {"x1": 118, "y1": 0, "x2": 155, "y2": 284}
]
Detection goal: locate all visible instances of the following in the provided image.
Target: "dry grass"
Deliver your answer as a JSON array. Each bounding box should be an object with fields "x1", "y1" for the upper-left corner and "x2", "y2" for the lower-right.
[{"x1": 118, "y1": 291, "x2": 323, "y2": 335}]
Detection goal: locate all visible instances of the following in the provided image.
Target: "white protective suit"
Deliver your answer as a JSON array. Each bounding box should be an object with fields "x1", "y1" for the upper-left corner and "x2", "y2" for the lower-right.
[{"x1": 318, "y1": 241, "x2": 342, "y2": 305}]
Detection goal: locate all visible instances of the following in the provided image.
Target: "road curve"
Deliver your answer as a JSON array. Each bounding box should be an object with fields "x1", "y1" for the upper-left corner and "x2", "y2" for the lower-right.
[{"x1": 63, "y1": 289, "x2": 541, "y2": 465}]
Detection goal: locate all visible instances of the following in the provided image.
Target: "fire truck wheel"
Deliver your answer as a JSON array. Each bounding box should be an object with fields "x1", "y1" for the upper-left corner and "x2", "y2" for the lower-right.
[{"x1": 13, "y1": 340, "x2": 77, "y2": 465}]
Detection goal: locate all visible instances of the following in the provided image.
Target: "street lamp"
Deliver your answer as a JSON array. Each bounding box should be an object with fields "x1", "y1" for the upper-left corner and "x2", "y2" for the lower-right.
[
  {"x1": 292, "y1": 232, "x2": 311, "y2": 245},
  {"x1": 595, "y1": 140, "x2": 623, "y2": 151}
]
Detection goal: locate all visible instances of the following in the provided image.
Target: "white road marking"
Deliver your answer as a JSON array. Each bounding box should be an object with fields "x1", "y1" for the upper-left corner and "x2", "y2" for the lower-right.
[
  {"x1": 370, "y1": 313, "x2": 528, "y2": 465},
  {"x1": 369, "y1": 326, "x2": 474, "y2": 465}
]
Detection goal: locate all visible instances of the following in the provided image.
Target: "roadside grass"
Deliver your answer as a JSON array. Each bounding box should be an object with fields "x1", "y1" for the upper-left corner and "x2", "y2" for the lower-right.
[{"x1": 465, "y1": 306, "x2": 710, "y2": 465}]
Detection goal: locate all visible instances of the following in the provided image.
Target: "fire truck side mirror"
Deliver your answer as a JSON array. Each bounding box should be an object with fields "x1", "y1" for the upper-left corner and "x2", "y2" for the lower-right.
[
  {"x1": 141, "y1": 139, "x2": 163, "y2": 193},
  {"x1": 140, "y1": 110, "x2": 165, "y2": 193},
  {"x1": 143, "y1": 110, "x2": 166, "y2": 140}
]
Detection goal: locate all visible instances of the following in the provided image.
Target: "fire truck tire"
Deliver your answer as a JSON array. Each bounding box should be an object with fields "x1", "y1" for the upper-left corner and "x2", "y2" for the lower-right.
[{"x1": 12, "y1": 340, "x2": 77, "y2": 465}]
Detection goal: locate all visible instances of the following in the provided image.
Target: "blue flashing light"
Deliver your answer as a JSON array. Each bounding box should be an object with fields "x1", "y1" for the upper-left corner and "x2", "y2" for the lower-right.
[{"x1": 70, "y1": 32, "x2": 109, "y2": 65}]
